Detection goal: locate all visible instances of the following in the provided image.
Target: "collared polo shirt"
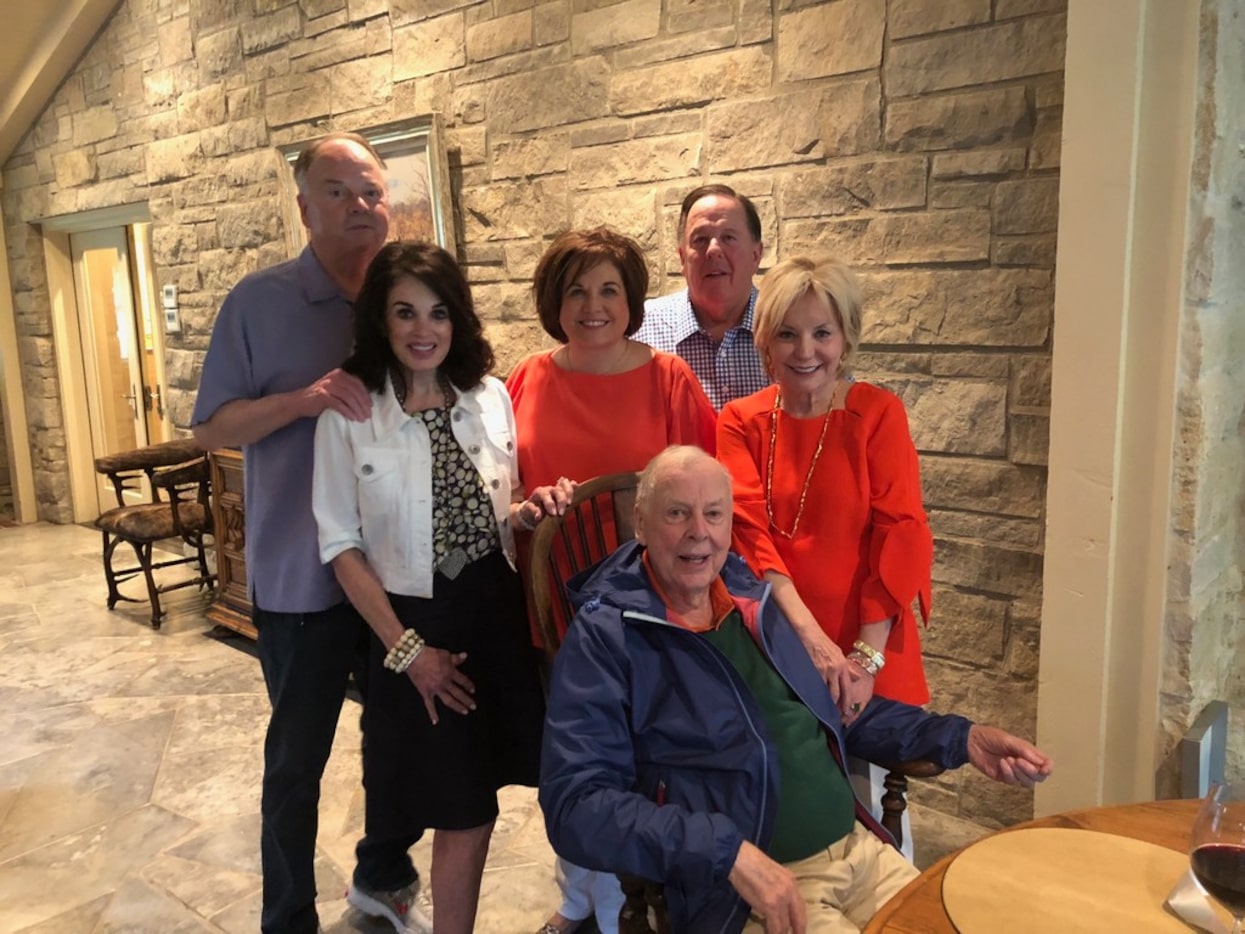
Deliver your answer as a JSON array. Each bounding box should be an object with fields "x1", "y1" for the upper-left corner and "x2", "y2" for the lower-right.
[
  {"x1": 635, "y1": 286, "x2": 771, "y2": 411},
  {"x1": 191, "y1": 247, "x2": 354, "y2": 614}
]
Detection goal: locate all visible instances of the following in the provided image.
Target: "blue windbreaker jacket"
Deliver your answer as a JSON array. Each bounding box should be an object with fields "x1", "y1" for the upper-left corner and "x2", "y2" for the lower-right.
[{"x1": 539, "y1": 541, "x2": 973, "y2": 934}]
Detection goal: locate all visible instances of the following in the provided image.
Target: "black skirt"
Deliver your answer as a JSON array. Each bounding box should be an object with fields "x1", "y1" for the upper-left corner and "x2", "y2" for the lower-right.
[{"x1": 362, "y1": 550, "x2": 545, "y2": 830}]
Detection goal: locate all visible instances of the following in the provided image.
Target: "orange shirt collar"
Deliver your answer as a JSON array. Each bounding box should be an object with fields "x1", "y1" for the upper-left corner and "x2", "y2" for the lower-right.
[{"x1": 640, "y1": 551, "x2": 734, "y2": 632}]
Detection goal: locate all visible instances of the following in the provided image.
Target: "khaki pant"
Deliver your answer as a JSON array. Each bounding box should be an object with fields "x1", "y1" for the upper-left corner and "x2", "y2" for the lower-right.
[{"x1": 742, "y1": 823, "x2": 919, "y2": 933}]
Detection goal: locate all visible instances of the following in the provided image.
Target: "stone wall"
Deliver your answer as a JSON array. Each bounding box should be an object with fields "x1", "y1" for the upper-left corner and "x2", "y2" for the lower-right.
[
  {"x1": 0, "y1": 0, "x2": 1065, "y2": 826},
  {"x1": 1157, "y1": 0, "x2": 1245, "y2": 793}
]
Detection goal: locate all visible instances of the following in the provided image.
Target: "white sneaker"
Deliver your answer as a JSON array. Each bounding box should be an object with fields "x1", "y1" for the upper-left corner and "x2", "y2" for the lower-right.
[{"x1": 346, "y1": 879, "x2": 433, "y2": 934}]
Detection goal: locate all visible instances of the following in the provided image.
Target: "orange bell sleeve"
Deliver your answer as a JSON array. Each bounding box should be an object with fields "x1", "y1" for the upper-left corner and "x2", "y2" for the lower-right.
[{"x1": 858, "y1": 393, "x2": 933, "y2": 652}]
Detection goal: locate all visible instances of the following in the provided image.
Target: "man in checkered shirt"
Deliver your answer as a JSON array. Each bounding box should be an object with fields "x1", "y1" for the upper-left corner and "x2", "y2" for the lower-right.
[{"x1": 635, "y1": 184, "x2": 771, "y2": 411}]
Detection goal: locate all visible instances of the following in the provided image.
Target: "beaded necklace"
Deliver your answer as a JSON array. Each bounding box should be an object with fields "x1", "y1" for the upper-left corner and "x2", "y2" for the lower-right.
[{"x1": 765, "y1": 389, "x2": 833, "y2": 540}]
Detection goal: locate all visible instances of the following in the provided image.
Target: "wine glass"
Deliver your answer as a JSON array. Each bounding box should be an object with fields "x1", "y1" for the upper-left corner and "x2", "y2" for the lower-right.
[{"x1": 1191, "y1": 783, "x2": 1245, "y2": 934}]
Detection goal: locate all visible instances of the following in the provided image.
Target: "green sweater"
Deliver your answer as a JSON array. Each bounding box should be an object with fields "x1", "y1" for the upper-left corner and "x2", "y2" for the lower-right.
[{"x1": 705, "y1": 612, "x2": 856, "y2": 862}]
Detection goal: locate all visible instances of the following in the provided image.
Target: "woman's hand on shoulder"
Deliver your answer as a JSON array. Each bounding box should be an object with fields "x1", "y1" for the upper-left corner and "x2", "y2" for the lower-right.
[{"x1": 406, "y1": 648, "x2": 476, "y2": 725}]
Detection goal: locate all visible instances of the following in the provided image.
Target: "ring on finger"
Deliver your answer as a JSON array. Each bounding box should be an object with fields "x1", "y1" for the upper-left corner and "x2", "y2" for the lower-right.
[{"x1": 850, "y1": 702, "x2": 861, "y2": 713}]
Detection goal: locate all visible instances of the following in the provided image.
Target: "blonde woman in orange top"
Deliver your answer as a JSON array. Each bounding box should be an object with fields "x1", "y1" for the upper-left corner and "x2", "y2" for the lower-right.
[{"x1": 717, "y1": 256, "x2": 932, "y2": 723}]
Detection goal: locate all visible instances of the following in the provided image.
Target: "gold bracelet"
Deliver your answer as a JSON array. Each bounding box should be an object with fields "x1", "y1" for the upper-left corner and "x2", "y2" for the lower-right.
[
  {"x1": 851, "y1": 639, "x2": 886, "y2": 671},
  {"x1": 847, "y1": 651, "x2": 880, "y2": 677}
]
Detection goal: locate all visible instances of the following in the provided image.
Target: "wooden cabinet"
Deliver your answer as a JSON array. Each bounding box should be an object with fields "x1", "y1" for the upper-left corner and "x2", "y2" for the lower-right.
[{"x1": 206, "y1": 449, "x2": 255, "y2": 638}]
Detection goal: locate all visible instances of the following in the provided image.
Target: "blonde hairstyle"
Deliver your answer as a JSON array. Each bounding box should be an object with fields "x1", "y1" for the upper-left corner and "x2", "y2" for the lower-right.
[{"x1": 753, "y1": 256, "x2": 863, "y2": 379}]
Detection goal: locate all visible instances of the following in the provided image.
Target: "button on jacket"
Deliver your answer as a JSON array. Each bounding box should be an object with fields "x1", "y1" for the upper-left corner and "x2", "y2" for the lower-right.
[{"x1": 313, "y1": 374, "x2": 520, "y2": 597}]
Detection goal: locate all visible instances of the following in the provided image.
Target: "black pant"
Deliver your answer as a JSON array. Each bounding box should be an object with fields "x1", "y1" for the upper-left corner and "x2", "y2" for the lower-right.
[{"x1": 255, "y1": 600, "x2": 419, "y2": 934}]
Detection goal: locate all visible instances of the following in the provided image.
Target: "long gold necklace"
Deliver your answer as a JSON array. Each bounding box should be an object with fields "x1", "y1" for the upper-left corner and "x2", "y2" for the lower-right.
[{"x1": 765, "y1": 389, "x2": 833, "y2": 539}]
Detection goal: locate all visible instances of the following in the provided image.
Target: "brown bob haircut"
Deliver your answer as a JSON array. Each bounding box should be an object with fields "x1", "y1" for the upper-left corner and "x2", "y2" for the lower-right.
[{"x1": 532, "y1": 227, "x2": 649, "y2": 343}]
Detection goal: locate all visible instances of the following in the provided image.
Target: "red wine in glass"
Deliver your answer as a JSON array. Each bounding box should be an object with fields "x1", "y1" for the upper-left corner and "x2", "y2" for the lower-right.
[
  {"x1": 1192, "y1": 844, "x2": 1245, "y2": 916},
  {"x1": 1191, "y1": 784, "x2": 1245, "y2": 934}
]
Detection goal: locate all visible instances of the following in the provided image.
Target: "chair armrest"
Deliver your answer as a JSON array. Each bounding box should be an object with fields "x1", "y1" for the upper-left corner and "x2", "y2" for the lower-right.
[
  {"x1": 878, "y1": 759, "x2": 946, "y2": 780},
  {"x1": 94, "y1": 438, "x2": 202, "y2": 473},
  {"x1": 94, "y1": 439, "x2": 205, "y2": 507},
  {"x1": 152, "y1": 458, "x2": 209, "y2": 490}
]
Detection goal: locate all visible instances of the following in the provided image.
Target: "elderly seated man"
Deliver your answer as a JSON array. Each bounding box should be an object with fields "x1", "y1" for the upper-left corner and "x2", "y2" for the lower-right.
[{"x1": 539, "y1": 446, "x2": 1053, "y2": 934}]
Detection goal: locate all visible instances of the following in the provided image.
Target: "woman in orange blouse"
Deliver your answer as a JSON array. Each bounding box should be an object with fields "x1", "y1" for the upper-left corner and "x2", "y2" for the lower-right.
[
  {"x1": 508, "y1": 228, "x2": 717, "y2": 650},
  {"x1": 507, "y1": 226, "x2": 716, "y2": 934},
  {"x1": 717, "y1": 256, "x2": 932, "y2": 722}
]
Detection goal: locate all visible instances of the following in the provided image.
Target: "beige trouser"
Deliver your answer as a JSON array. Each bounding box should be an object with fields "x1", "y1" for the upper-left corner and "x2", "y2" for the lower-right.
[{"x1": 742, "y1": 823, "x2": 919, "y2": 933}]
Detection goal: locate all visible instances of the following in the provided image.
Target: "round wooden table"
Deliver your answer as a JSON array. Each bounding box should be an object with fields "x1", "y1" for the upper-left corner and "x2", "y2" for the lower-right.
[{"x1": 864, "y1": 798, "x2": 1199, "y2": 933}]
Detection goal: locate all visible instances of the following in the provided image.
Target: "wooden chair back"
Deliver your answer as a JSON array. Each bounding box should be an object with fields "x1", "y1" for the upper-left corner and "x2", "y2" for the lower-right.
[{"x1": 528, "y1": 471, "x2": 640, "y2": 657}]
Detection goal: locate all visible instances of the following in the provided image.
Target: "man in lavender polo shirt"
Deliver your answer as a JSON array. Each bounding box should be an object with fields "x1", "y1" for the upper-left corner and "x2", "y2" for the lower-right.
[
  {"x1": 193, "y1": 134, "x2": 423, "y2": 934},
  {"x1": 634, "y1": 184, "x2": 770, "y2": 411}
]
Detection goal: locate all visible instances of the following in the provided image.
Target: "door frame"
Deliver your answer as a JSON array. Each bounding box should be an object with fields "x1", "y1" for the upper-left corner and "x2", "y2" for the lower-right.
[
  {"x1": 70, "y1": 226, "x2": 151, "y2": 513},
  {"x1": 0, "y1": 215, "x2": 36, "y2": 522},
  {"x1": 39, "y1": 203, "x2": 152, "y2": 523}
]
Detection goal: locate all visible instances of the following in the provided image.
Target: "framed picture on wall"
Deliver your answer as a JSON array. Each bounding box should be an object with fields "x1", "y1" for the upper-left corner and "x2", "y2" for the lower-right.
[{"x1": 278, "y1": 113, "x2": 456, "y2": 258}]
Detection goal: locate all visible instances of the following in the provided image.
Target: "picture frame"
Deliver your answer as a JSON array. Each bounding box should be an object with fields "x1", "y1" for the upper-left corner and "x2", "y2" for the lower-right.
[{"x1": 278, "y1": 113, "x2": 456, "y2": 258}]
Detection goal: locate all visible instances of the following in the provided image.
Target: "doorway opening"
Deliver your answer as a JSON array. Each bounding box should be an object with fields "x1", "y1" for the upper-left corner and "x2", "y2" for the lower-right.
[{"x1": 40, "y1": 204, "x2": 172, "y2": 521}]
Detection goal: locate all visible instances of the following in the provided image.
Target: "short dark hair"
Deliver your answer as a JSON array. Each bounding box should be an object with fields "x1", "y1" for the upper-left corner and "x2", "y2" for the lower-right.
[
  {"x1": 532, "y1": 227, "x2": 649, "y2": 343},
  {"x1": 292, "y1": 132, "x2": 386, "y2": 191},
  {"x1": 344, "y1": 241, "x2": 494, "y2": 393},
  {"x1": 677, "y1": 184, "x2": 762, "y2": 244}
]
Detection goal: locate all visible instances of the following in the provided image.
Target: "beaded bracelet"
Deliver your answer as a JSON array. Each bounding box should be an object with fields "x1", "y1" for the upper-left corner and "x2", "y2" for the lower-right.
[{"x1": 383, "y1": 628, "x2": 426, "y2": 674}]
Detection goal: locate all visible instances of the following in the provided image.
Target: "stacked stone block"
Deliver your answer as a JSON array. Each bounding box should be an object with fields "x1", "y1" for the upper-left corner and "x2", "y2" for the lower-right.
[
  {"x1": 0, "y1": 0, "x2": 1066, "y2": 827},
  {"x1": 1155, "y1": 0, "x2": 1245, "y2": 793}
]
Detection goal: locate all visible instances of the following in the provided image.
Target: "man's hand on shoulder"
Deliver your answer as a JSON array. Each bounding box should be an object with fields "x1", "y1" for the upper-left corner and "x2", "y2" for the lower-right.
[
  {"x1": 304, "y1": 368, "x2": 371, "y2": 421},
  {"x1": 191, "y1": 369, "x2": 371, "y2": 450},
  {"x1": 728, "y1": 841, "x2": 806, "y2": 934},
  {"x1": 966, "y1": 724, "x2": 1053, "y2": 788}
]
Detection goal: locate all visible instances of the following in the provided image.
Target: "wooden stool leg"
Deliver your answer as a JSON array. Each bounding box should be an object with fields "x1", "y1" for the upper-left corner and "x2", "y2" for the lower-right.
[
  {"x1": 194, "y1": 537, "x2": 212, "y2": 586},
  {"x1": 131, "y1": 540, "x2": 164, "y2": 629},
  {"x1": 881, "y1": 768, "x2": 910, "y2": 850},
  {"x1": 101, "y1": 530, "x2": 123, "y2": 609}
]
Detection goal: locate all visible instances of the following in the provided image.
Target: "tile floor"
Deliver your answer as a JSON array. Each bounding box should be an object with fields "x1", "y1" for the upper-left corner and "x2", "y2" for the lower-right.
[{"x1": 0, "y1": 522, "x2": 987, "y2": 933}]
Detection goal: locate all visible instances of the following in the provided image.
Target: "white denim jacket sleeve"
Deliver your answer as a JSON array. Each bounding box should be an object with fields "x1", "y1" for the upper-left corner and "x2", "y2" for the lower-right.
[
  {"x1": 313, "y1": 405, "x2": 366, "y2": 567},
  {"x1": 312, "y1": 375, "x2": 519, "y2": 598}
]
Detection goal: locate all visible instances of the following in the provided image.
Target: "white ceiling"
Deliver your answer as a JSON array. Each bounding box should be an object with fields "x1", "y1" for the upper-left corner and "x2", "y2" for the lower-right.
[{"x1": 0, "y1": 0, "x2": 121, "y2": 170}]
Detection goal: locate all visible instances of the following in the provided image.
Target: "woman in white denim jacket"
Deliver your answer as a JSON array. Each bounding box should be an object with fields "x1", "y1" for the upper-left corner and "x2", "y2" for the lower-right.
[{"x1": 312, "y1": 242, "x2": 570, "y2": 934}]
